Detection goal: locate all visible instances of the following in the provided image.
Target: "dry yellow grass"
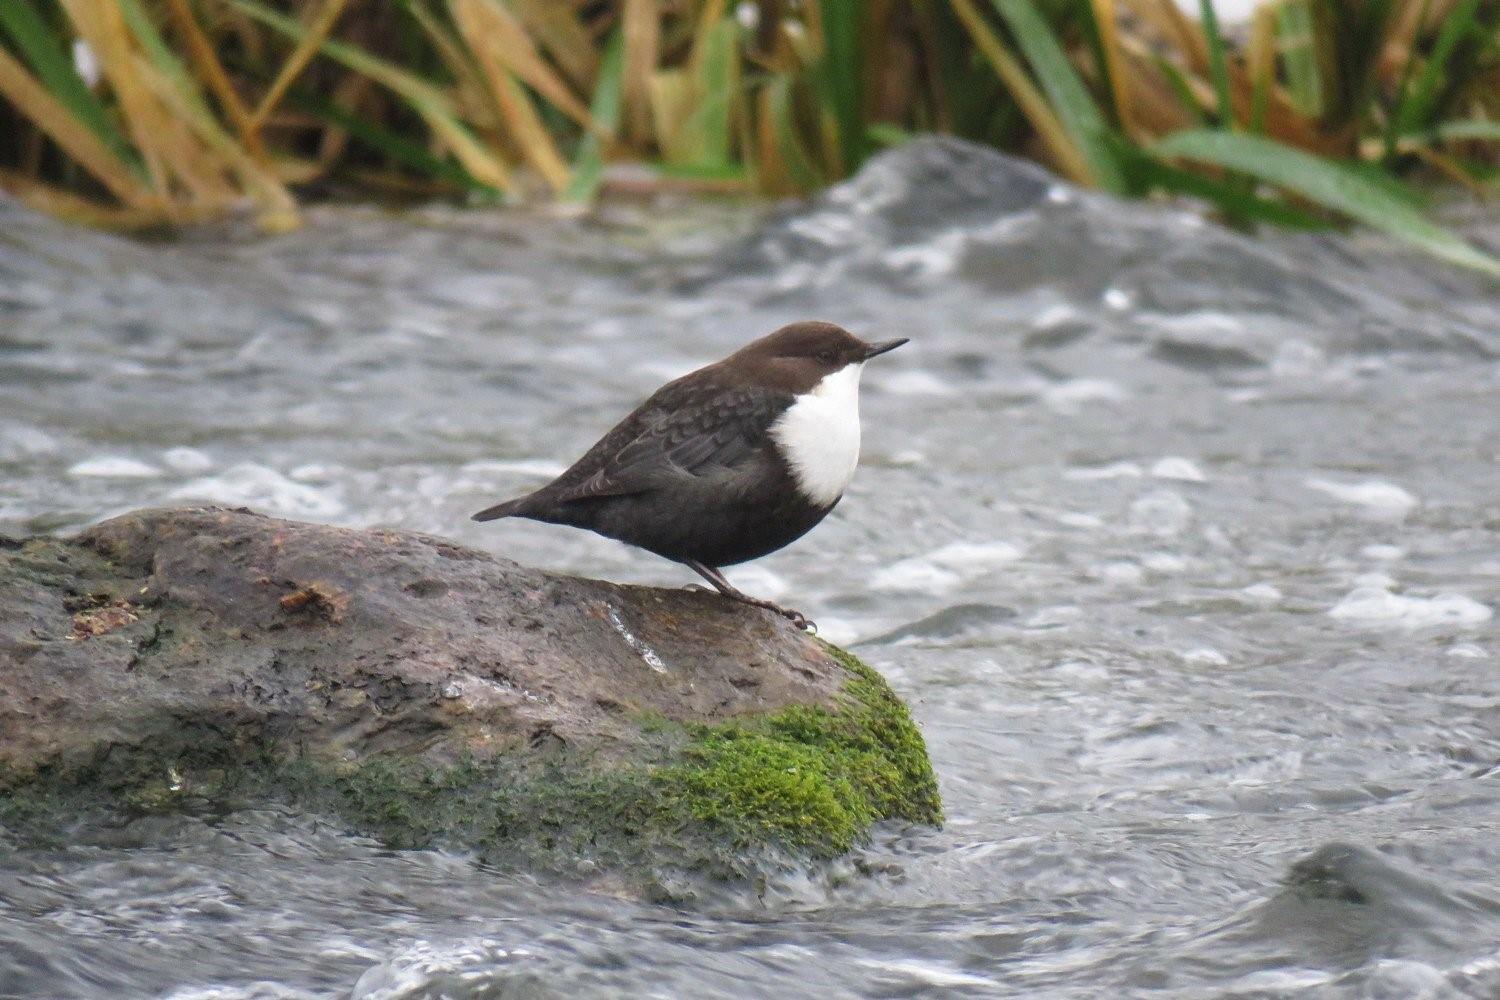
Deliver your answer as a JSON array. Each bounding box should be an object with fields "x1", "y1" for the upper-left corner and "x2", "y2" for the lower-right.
[{"x1": 0, "y1": 0, "x2": 1492, "y2": 243}]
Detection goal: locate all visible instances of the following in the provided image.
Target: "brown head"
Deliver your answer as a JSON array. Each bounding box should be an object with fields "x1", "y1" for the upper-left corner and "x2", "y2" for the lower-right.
[{"x1": 721, "y1": 321, "x2": 907, "y2": 394}]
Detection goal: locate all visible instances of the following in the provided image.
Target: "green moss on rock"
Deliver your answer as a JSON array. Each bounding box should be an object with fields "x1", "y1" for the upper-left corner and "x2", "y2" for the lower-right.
[
  {"x1": 657, "y1": 640, "x2": 941, "y2": 856},
  {"x1": 3, "y1": 643, "x2": 940, "y2": 883}
]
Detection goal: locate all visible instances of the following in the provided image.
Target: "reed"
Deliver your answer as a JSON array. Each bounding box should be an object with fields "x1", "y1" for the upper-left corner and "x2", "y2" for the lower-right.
[{"x1": 1, "y1": 1, "x2": 1495, "y2": 271}]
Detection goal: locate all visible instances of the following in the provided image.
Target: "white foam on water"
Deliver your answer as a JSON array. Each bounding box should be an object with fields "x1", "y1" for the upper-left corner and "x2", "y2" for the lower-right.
[
  {"x1": 1043, "y1": 378, "x2": 1128, "y2": 413},
  {"x1": 869, "y1": 559, "x2": 962, "y2": 594},
  {"x1": 785, "y1": 210, "x2": 858, "y2": 248},
  {"x1": 723, "y1": 564, "x2": 790, "y2": 600},
  {"x1": 1306, "y1": 478, "x2": 1419, "y2": 516},
  {"x1": 1150, "y1": 456, "x2": 1207, "y2": 482},
  {"x1": 926, "y1": 540, "x2": 1024, "y2": 570},
  {"x1": 1228, "y1": 749, "x2": 1304, "y2": 787},
  {"x1": 0, "y1": 425, "x2": 57, "y2": 460},
  {"x1": 885, "y1": 448, "x2": 926, "y2": 467},
  {"x1": 1032, "y1": 302, "x2": 1082, "y2": 328},
  {"x1": 877, "y1": 369, "x2": 954, "y2": 396},
  {"x1": 1149, "y1": 310, "x2": 1246, "y2": 336},
  {"x1": 1026, "y1": 605, "x2": 1082, "y2": 628},
  {"x1": 1051, "y1": 659, "x2": 1110, "y2": 683},
  {"x1": 1365, "y1": 959, "x2": 1447, "y2": 996},
  {"x1": 1102, "y1": 287, "x2": 1133, "y2": 311},
  {"x1": 881, "y1": 228, "x2": 967, "y2": 280},
  {"x1": 161, "y1": 447, "x2": 214, "y2": 473},
  {"x1": 1329, "y1": 585, "x2": 1492, "y2": 629},
  {"x1": 1446, "y1": 643, "x2": 1488, "y2": 659},
  {"x1": 1181, "y1": 647, "x2": 1228, "y2": 666},
  {"x1": 162, "y1": 985, "x2": 318, "y2": 1000},
  {"x1": 1064, "y1": 461, "x2": 1142, "y2": 481},
  {"x1": 351, "y1": 938, "x2": 533, "y2": 1000},
  {"x1": 1361, "y1": 543, "x2": 1406, "y2": 561},
  {"x1": 1095, "y1": 561, "x2": 1145, "y2": 585},
  {"x1": 67, "y1": 456, "x2": 162, "y2": 478},
  {"x1": 1270, "y1": 339, "x2": 1327, "y2": 378},
  {"x1": 461, "y1": 458, "x2": 568, "y2": 478},
  {"x1": 858, "y1": 958, "x2": 996, "y2": 990},
  {"x1": 1226, "y1": 968, "x2": 1336, "y2": 991},
  {"x1": 812, "y1": 616, "x2": 859, "y2": 647},
  {"x1": 1241, "y1": 582, "x2": 1283, "y2": 602},
  {"x1": 1129, "y1": 489, "x2": 1193, "y2": 536},
  {"x1": 871, "y1": 539, "x2": 1022, "y2": 594},
  {"x1": 170, "y1": 463, "x2": 345, "y2": 519},
  {"x1": 1054, "y1": 511, "x2": 1105, "y2": 529},
  {"x1": 289, "y1": 463, "x2": 342, "y2": 483}
]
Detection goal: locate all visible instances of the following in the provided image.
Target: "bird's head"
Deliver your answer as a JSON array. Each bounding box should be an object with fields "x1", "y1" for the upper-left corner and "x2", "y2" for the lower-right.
[{"x1": 730, "y1": 321, "x2": 907, "y2": 393}]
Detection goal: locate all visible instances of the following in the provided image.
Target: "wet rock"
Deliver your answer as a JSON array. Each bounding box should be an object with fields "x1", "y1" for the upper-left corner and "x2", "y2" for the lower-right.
[
  {"x1": 1247, "y1": 842, "x2": 1500, "y2": 966},
  {"x1": 0, "y1": 507, "x2": 939, "y2": 886}
]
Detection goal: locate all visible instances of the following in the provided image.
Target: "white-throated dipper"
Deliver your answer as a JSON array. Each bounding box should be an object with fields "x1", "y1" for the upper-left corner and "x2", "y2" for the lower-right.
[{"x1": 472, "y1": 321, "x2": 907, "y2": 630}]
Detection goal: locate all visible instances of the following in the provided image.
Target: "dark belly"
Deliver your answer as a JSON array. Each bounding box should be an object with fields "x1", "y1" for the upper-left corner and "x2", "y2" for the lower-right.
[{"x1": 542, "y1": 456, "x2": 837, "y2": 567}]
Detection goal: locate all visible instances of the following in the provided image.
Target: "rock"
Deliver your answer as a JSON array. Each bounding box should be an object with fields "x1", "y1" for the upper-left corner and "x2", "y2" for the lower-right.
[{"x1": 0, "y1": 507, "x2": 939, "y2": 887}]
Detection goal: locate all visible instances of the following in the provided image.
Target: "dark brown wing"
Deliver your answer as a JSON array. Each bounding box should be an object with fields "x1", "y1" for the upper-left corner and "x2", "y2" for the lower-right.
[{"x1": 544, "y1": 377, "x2": 790, "y2": 503}]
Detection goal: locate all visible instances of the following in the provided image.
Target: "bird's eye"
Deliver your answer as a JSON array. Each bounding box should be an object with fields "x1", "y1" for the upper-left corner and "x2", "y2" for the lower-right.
[{"x1": 816, "y1": 350, "x2": 837, "y2": 365}]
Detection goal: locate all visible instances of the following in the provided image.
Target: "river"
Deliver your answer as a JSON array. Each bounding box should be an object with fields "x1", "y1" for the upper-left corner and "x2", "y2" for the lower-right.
[{"x1": 2, "y1": 139, "x2": 1498, "y2": 998}]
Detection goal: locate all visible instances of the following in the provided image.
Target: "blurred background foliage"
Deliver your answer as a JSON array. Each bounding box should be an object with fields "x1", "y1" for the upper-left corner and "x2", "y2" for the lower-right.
[{"x1": 1, "y1": 0, "x2": 1496, "y2": 270}]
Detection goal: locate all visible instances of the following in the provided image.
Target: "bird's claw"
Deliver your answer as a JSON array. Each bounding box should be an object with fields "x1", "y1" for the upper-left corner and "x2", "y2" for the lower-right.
[{"x1": 778, "y1": 607, "x2": 816, "y2": 633}]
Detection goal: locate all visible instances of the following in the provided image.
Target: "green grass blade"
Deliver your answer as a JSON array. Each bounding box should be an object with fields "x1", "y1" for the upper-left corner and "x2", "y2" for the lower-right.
[
  {"x1": 768, "y1": 74, "x2": 823, "y2": 191},
  {"x1": 817, "y1": 0, "x2": 864, "y2": 175},
  {"x1": 987, "y1": 0, "x2": 1128, "y2": 193},
  {"x1": 117, "y1": 0, "x2": 216, "y2": 124},
  {"x1": 1431, "y1": 119, "x2": 1500, "y2": 142},
  {"x1": 564, "y1": 27, "x2": 624, "y2": 202},
  {"x1": 0, "y1": 0, "x2": 136, "y2": 168},
  {"x1": 1196, "y1": 0, "x2": 1234, "y2": 128},
  {"x1": 228, "y1": 0, "x2": 511, "y2": 190},
  {"x1": 1396, "y1": 0, "x2": 1483, "y2": 135},
  {"x1": 688, "y1": 17, "x2": 737, "y2": 170},
  {"x1": 654, "y1": 163, "x2": 748, "y2": 182},
  {"x1": 1155, "y1": 129, "x2": 1500, "y2": 275},
  {"x1": 1127, "y1": 149, "x2": 1330, "y2": 229},
  {"x1": 1150, "y1": 53, "x2": 1206, "y2": 126},
  {"x1": 293, "y1": 90, "x2": 492, "y2": 192},
  {"x1": 867, "y1": 122, "x2": 914, "y2": 148},
  {"x1": 228, "y1": 0, "x2": 453, "y2": 111},
  {"x1": 1276, "y1": 0, "x2": 1322, "y2": 117}
]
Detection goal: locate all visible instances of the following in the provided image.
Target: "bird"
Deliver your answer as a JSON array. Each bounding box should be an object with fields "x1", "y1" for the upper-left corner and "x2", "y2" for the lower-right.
[{"x1": 471, "y1": 321, "x2": 907, "y2": 630}]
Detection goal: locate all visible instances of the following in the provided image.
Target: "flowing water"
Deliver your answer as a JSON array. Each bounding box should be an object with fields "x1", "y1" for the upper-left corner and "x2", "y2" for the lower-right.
[{"x1": 2, "y1": 140, "x2": 1498, "y2": 998}]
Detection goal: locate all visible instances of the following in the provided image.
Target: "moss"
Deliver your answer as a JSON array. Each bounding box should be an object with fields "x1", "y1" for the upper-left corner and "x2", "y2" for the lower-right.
[
  {"x1": 655, "y1": 640, "x2": 941, "y2": 857},
  {"x1": 1, "y1": 643, "x2": 939, "y2": 882}
]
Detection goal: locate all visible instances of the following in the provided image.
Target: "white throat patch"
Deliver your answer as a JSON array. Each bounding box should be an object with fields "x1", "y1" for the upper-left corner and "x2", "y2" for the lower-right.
[{"x1": 770, "y1": 362, "x2": 864, "y2": 507}]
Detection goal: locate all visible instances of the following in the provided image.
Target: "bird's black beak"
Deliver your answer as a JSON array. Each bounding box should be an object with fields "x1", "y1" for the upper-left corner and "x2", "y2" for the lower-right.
[{"x1": 861, "y1": 338, "x2": 909, "y2": 361}]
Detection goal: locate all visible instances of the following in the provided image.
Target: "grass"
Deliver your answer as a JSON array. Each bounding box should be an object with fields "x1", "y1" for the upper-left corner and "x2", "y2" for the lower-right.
[{"x1": 0, "y1": 1, "x2": 1496, "y2": 271}]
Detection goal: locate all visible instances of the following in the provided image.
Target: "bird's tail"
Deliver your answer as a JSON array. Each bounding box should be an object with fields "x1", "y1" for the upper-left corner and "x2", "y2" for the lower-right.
[{"x1": 471, "y1": 496, "x2": 529, "y2": 522}]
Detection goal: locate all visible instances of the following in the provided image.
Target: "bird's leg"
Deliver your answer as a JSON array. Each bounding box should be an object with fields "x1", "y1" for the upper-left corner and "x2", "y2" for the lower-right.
[{"x1": 684, "y1": 561, "x2": 815, "y2": 632}]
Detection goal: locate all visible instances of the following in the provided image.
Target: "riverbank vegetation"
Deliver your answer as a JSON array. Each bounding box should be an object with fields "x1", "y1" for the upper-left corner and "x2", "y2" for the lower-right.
[{"x1": 1, "y1": 1, "x2": 1496, "y2": 270}]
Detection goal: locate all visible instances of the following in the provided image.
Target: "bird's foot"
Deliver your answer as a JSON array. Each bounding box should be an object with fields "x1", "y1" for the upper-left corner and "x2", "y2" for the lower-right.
[
  {"x1": 682, "y1": 583, "x2": 712, "y2": 593},
  {"x1": 781, "y1": 607, "x2": 817, "y2": 633},
  {"x1": 755, "y1": 600, "x2": 815, "y2": 633},
  {"x1": 682, "y1": 561, "x2": 815, "y2": 632}
]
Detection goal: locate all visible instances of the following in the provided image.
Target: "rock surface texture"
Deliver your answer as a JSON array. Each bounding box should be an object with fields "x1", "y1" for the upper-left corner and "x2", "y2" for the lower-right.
[{"x1": 0, "y1": 507, "x2": 939, "y2": 886}]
